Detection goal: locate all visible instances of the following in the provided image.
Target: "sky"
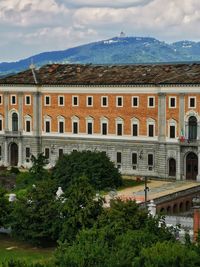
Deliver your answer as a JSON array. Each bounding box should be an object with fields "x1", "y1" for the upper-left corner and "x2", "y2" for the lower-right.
[{"x1": 1, "y1": 0, "x2": 200, "y2": 62}]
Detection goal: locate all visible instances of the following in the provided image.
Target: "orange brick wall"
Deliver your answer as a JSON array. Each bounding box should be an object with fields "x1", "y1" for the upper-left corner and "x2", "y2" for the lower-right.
[{"x1": 42, "y1": 93, "x2": 158, "y2": 135}]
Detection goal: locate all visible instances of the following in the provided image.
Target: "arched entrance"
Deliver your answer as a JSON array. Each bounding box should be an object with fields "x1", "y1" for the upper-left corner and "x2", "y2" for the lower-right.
[
  {"x1": 188, "y1": 116, "x2": 197, "y2": 140},
  {"x1": 186, "y1": 152, "x2": 198, "y2": 180},
  {"x1": 169, "y1": 158, "x2": 176, "y2": 177},
  {"x1": 10, "y1": 143, "x2": 18, "y2": 166}
]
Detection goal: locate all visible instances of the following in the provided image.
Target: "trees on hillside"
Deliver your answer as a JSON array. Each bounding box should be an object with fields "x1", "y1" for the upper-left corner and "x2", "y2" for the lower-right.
[{"x1": 52, "y1": 150, "x2": 122, "y2": 190}]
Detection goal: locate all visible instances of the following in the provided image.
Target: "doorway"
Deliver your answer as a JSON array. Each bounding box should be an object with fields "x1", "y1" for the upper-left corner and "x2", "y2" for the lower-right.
[
  {"x1": 186, "y1": 152, "x2": 198, "y2": 180},
  {"x1": 10, "y1": 143, "x2": 18, "y2": 166},
  {"x1": 169, "y1": 158, "x2": 176, "y2": 177}
]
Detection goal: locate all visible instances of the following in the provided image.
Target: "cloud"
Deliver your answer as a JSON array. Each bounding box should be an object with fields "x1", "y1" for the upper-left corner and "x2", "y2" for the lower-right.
[
  {"x1": 61, "y1": 0, "x2": 152, "y2": 8},
  {"x1": 0, "y1": 0, "x2": 69, "y2": 26},
  {"x1": 1, "y1": 0, "x2": 200, "y2": 61}
]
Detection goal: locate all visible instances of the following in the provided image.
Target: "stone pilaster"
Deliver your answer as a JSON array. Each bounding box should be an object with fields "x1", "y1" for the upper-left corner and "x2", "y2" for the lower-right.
[
  {"x1": 33, "y1": 91, "x2": 42, "y2": 154},
  {"x1": 179, "y1": 94, "x2": 185, "y2": 137},
  {"x1": 18, "y1": 93, "x2": 23, "y2": 132},
  {"x1": 158, "y1": 93, "x2": 166, "y2": 142},
  {"x1": 18, "y1": 141, "x2": 22, "y2": 167},
  {"x1": 4, "y1": 93, "x2": 9, "y2": 131}
]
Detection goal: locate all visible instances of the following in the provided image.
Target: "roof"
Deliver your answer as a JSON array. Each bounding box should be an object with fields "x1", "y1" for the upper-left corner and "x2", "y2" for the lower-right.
[{"x1": 1, "y1": 63, "x2": 200, "y2": 86}]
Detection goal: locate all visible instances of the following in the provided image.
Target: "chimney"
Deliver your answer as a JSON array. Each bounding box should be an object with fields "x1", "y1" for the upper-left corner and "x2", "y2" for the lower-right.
[
  {"x1": 192, "y1": 197, "x2": 200, "y2": 242},
  {"x1": 76, "y1": 66, "x2": 81, "y2": 74}
]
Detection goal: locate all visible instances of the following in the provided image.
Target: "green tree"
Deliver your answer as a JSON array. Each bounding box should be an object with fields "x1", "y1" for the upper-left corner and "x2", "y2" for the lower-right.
[
  {"x1": 16, "y1": 153, "x2": 49, "y2": 190},
  {"x1": 133, "y1": 241, "x2": 200, "y2": 267},
  {"x1": 59, "y1": 175, "x2": 104, "y2": 242},
  {"x1": 52, "y1": 150, "x2": 122, "y2": 190},
  {"x1": 55, "y1": 199, "x2": 175, "y2": 267},
  {"x1": 0, "y1": 187, "x2": 10, "y2": 228},
  {"x1": 9, "y1": 179, "x2": 61, "y2": 246},
  {"x1": 29, "y1": 153, "x2": 49, "y2": 181}
]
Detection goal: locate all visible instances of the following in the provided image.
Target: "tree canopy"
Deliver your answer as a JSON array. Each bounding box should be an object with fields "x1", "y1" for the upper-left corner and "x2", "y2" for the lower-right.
[{"x1": 52, "y1": 150, "x2": 122, "y2": 190}]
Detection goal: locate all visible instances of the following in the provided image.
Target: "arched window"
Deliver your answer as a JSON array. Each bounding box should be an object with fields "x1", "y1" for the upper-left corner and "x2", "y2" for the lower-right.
[
  {"x1": 12, "y1": 113, "x2": 18, "y2": 132},
  {"x1": 169, "y1": 158, "x2": 176, "y2": 176},
  {"x1": 189, "y1": 116, "x2": 197, "y2": 140}
]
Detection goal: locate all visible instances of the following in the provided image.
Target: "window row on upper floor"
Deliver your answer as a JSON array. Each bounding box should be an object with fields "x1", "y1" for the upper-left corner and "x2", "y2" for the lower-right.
[
  {"x1": 44, "y1": 95, "x2": 157, "y2": 108},
  {"x1": 0, "y1": 94, "x2": 198, "y2": 109}
]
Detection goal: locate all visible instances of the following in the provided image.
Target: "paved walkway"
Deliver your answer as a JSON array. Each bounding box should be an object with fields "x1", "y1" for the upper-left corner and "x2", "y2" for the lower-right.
[{"x1": 117, "y1": 180, "x2": 200, "y2": 203}]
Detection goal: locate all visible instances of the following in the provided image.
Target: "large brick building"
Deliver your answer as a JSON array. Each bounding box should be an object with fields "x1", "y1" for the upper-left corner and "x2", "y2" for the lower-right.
[{"x1": 0, "y1": 63, "x2": 200, "y2": 181}]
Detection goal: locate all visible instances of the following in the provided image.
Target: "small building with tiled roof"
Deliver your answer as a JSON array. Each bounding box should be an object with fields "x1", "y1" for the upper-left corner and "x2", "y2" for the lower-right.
[{"x1": 0, "y1": 63, "x2": 200, "y2": 181}]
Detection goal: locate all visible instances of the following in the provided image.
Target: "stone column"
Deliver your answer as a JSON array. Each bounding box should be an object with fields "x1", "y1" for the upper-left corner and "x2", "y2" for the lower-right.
[
  {"x1": 4, "y1": 93, "x2": 9, "y2": 132},
  {"x1": 18, "y1": 141, "x2": 22, "y2": 167},
  {"x1": 18, "y1": 93, "x2": 23, "y2": 132},
  {"x1": 4, "y1": 139, "x2": 8, "y2": 166},
  {"x1": 148, "y1": 200, "x2": 156, "y2": 217},
  {"x1": 179, "y1": 94, "x2": 185, "y2": 137},
  {"x1": 176, "y1": 147, "x2": 181, "y2": 181},
  {"x1": 158, "y1": 93, "x2": 166, "y2": 142}
]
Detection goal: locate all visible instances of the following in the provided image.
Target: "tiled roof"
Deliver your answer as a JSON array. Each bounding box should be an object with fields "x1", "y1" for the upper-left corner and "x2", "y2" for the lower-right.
[{"x1": 1, "y1": 63, "x2": 200, "y2": 85}]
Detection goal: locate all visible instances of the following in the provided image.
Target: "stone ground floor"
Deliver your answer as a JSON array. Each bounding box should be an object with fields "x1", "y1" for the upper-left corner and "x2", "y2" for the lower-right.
[{"x1": 0, "y1": 135, "x2": 200, "y2": 181}]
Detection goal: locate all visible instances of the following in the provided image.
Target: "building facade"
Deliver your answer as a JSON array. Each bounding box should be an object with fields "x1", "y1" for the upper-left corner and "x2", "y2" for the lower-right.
[{"x1": 0, "y1": 63, "x2": 200, "y2": 181}]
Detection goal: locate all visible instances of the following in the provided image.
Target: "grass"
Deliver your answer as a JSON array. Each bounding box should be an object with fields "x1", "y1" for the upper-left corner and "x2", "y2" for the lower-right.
[
  {"x1": 118, "y1": 178, "x2": 144, "y2": 190},
  {"x1": 0, "y1": 234, "x2": 54, "y2": 266}
]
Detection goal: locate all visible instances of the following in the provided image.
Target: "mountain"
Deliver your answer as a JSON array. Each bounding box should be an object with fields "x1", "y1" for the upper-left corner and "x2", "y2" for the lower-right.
[{"x1": 1, "y1": 37, "x2": 200, "y2": 76}]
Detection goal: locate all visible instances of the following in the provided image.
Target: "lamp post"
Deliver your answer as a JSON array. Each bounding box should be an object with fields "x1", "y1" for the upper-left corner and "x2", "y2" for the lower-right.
[{"x1": 144, "y1": 176, "x2": 149, "y2": 209}]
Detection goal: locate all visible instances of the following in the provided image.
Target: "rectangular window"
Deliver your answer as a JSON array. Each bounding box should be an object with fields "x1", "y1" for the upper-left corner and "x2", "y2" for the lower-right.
[
  {"x1": 45, "y1": 96, "x2": 51, "y2": 106},
  {"x1": 132, "y1": 153, "x2": 137, "y2": 165},
  {"x1": 101, "y1": 96, "x2": 108, "y2": 107},
  {"x1": 59, "y1": 148, "x2": 63, "y2": 159},
  {"x1": 148, "y1": 124, "x2": 154, "y2": 137},
  {"x1": 25, "y1": 147, "x2": 31, "y2": 162},
  {"x1": 117, "y1": 152, "x2": 122, "y2": 169},
  {"x1": 132, "y1": 97, "x2": 139, "y2": 107},
  {"x1": 87, "y1": 96, "x2": 93, "y2": 107},
  {"x1": 189, "y1": 97, "x2": 196, "y2": 108},
  {"x1": 148, "y1": 154, "x2": 154, "y2": 166},
  {"x1": 45, "y1": 148, "x2": 50, "y2": 159},
  {"x1": 169, "y1": 97, "x2": 176, "y2": 108},
  {"x1": 0, "y1": 95, "x2": 3, "y2": 105},
  {"x1": 87, "y1": 122, "x2": 93, "y2": 135},
  {"x1": 26, "y1": 120, "x2": 31, "y2": 132},
  {"x1": 117, "y1": 152, "x2": 122, "y2": 164},
  {"x1": 73, "y1": 122, "x2": 78, "y2": 134},
  {"x1": 132, "y1": 153, "x2": 137, "y2": 170},
  {"x1": 133, "y1": 124, "x2": 138, "y2": 136},
  {"x1": 11, "y1": 95, "x2": 16, "y2": 105},
  {"x1": 102, "y1": 123, "x2": 107, "y2": 135},
  {"x1": 116, "y1": 96, "x2": 123, "y2": 107},
  {"x1": 0, "y1": 120, "x2": 2, "y2": 131},
  {"x1": 117, "y1": 123, "x2": 122, "y2": 136},
  {"x1": 58, "y1": 96, "x2": 64, "y2": 106},
  {"x1": 170, "y1": 125, "x2": 175, "y2": 138},
  {"x1": 59, "y1": 121, "x2": 64, "y2": 133},
  {"x1": 148, "y1": 97, "x2": 155, "y2": 107},
  {"x1": 72, "y1": 96, "x2": 79, "y2": 106},
  {"x1": 45, "y1": 121, "x2": 50, "y2": 133},
  {"x1": 25, "y1": 95, "x2": 31, "y2": 105}
]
